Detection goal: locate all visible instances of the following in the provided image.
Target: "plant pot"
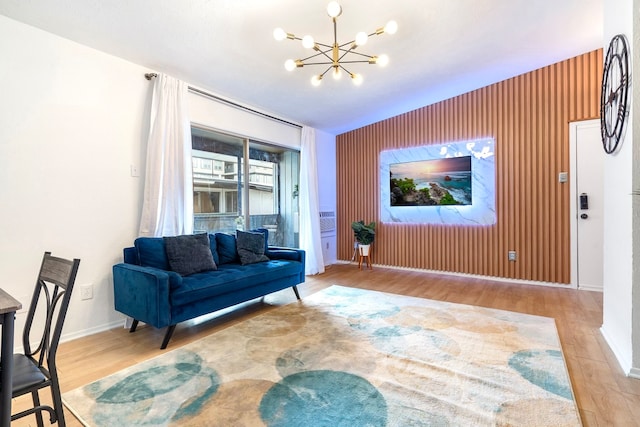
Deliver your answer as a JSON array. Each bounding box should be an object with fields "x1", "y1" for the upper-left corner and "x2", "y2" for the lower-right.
[{"x1": 358, "y1": 244, "x2": 371, "y2": 257}]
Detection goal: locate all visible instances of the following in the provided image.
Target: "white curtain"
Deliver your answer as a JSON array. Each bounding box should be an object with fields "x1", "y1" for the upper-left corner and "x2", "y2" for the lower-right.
[
  {"x1": 138, "y1": 74, "x2": 193, "y2": 237},
  {"x1": 299, "y1": 126, "x2": 325, "y2": 275}
]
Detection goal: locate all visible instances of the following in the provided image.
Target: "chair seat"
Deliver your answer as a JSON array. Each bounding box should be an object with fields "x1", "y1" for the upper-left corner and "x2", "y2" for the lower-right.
[{"x1": 10, "y1": 354, "x2": 48, "y2": 395}]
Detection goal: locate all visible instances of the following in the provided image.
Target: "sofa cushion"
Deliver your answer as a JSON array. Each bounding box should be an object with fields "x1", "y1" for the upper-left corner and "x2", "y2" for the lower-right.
[
  {"x1": 164, "y1": 233, "x2": 217, "y2": 276},
  {"x1": 171, "y1": 260, "x2": 302, "y2": 306},
  {"x1": 215, "y1": 233, "x2": 239, "y2": 264},
  {"x1": 134, "y1": 237, "x2": 169, "y2": 270},
  {"x1": 237, "y1": 230, "x2": 269, "y2": 265}
]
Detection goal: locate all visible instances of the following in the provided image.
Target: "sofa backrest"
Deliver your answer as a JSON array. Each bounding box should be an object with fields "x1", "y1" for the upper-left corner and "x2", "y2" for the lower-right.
[{"x1": 126, "y1": 229, "x2": 270, "y2": 268}]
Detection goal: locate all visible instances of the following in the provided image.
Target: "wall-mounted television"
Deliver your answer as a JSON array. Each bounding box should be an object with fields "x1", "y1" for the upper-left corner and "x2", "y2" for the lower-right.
[
  {"x1": 380, "y1": 139, "x2": 496, "y2": 226},
  {"x1": 390, "y1": 156, "x2": 472, "y2": 206}
]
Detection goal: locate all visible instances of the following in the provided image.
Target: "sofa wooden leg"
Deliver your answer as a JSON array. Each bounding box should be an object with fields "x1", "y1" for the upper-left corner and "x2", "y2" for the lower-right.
[
  {"x1": 129, "y1": 319, "x2": 139, "y2": 333},
  {"x1": 292, "y1": 285, "x2": 300, "y2": 300},
  {"x1": 161, "y1": 325, "x2": 176, "y2": 349}
]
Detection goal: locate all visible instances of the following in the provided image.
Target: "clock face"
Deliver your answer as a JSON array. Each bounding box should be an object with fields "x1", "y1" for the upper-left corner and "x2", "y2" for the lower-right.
[{"x1": 600, "y1": 34, "x2": 630, "y2": 154}]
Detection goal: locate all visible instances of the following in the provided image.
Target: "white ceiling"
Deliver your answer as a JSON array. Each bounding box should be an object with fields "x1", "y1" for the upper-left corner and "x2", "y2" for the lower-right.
[{"x1": 0, "y1": 0, "x2": 603, "y2": 135}]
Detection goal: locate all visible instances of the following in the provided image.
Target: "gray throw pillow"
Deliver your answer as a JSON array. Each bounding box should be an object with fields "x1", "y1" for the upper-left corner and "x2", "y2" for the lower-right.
[
  {"x1": 163, "y1": 233, "x2": 217, "y2": 276},
  {"x1": 236, "y1": 230, "x2": 270, "y2": 265}
]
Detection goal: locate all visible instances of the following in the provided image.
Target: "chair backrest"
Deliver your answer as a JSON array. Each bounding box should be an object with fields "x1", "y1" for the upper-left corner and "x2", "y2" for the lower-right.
[{"x1": 22, "y1": 252, "x2": 80, "y2": 368}]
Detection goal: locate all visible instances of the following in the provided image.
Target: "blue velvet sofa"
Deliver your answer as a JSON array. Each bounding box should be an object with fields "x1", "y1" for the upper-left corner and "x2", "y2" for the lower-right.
[{"x1": 112, "y1": 229, "x2": 305, "y2": 349}]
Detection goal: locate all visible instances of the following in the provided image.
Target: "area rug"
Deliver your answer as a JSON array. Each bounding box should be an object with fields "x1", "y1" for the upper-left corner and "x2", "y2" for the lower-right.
[{"x1": 62, "y1": 285, "x2": 581, "y2": 426}]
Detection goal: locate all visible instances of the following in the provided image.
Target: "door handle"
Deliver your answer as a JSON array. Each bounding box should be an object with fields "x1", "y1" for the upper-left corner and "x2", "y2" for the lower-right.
[{"x1": 580, "y1": 213, "x2": 588, "y2": 219}]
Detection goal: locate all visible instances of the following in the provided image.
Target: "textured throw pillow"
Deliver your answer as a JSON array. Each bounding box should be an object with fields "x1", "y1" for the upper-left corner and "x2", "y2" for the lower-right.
[
  {"x1": 237, "y1": 230, "x2": 270, "y2": 265},
  {"x1": 163, "y1": 233, "x2": 217, "y2": 276},
  {"x1": 251, "y1": 228, "x2": 269, "y2": 254}
]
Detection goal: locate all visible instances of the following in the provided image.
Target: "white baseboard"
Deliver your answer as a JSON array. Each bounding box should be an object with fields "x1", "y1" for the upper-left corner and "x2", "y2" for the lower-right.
[
  {"x1": 577, "y1": 284, "x2": 604, "y2": 292},
  {"x1": 628, "y1": 367, "x2": 640, "y2": 379},
  {"x1": 600, "y1": 326, "x2": 633, "y2": 376},
  {"x1": 13, "y1": 318, "x2": 125, "y2": 355},
  {"x1": 60, "y1": 319, "x2": 126, "y2": 344},
  {"x1": 336, "y1": 260, "x2": 578, "y2": 289}
]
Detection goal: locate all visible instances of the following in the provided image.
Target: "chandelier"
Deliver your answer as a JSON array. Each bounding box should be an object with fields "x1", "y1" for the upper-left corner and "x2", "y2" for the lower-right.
[{"x1": 273, "y1": 1, "x2": 397, "y2": 86}]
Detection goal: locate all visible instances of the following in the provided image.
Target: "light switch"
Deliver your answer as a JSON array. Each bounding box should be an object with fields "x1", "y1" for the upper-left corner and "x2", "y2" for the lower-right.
[{"x1": 558, "y1": 172, "x2": 568, "y2": 183}]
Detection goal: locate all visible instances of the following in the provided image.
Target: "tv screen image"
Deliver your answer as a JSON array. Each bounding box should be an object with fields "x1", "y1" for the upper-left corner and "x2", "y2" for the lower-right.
[{"x1": 390, "y1": 156, "x2": 472, "y2": 206}]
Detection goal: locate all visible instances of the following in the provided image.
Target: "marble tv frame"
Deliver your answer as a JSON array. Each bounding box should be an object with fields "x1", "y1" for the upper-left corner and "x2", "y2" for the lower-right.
[{"x1": 380, "y1": 139, "x2": 496, "y2": 226}]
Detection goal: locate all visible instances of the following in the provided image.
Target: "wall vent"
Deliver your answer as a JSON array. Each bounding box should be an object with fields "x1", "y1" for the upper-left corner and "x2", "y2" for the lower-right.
[{"x1": 319, "y1": 211, "x2": 336, "y2": 233}]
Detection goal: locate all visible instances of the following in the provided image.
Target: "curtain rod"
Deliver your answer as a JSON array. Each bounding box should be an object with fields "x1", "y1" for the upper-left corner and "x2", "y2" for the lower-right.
[{"x1": 145, "y1": 73, "x2": 302, "y2": 129}]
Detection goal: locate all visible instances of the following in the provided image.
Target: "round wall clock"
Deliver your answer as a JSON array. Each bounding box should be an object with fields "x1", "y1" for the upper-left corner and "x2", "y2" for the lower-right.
[{"x1": 600, "y1": 34, "x2": 630, "y2": 154}]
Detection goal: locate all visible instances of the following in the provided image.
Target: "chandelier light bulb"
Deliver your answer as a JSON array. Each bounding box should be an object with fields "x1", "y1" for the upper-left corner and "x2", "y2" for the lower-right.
[
  {"x1": 302, "y1": 35, "x2": 315, "y2": 49},
  {"x1": 384, "y1": 20, "x2": 398, "y2": 35},
  {"x1": 311, "y1": 75, "x2": 323, "y2": 86},
  {"x1": 351, "y1": 73, "x2": 363, "y2": 86},
  {"x1": 273, "y1": 27, "x2": 287, "y2": 41},
  {"x1": 333, "y1": 67, "x2": 342, "y2": 80},
  {"x1": 284, "y1": 59, "x2": 297, "y2": 71},
  {"x1": 326, "y1": 1, "x2": 342, "y2": 18},
  {"x1": 377, "y1": 54, "x2": 389, "y2": 67},
  {"x1": 355, "y1": 32, "x2": 368, "y2": 47}
]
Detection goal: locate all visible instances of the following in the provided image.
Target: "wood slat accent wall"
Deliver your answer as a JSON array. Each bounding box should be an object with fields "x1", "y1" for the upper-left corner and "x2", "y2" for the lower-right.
[{"x1": 336, "y1": 50, "x2": 602, "y2": 284}]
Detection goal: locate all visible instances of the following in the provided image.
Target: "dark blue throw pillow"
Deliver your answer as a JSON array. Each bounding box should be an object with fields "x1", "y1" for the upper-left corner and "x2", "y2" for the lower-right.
[
  {"x1": 208, "y1": 233, "x2": 220, "y2": 266},
  {"x1": 134, "y1": 237, "x2": 169, "y2": 270},
  {"x1": 163, "y1": 233, "x2": 217, "y2": 276},
  {"x1": 215, "y1": 233, "x2": 239, "y2": 264}
]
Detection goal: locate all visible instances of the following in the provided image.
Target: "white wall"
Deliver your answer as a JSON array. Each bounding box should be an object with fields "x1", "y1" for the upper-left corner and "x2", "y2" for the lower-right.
[
  {"x1": 632, "y1": 0, "x2": 640, "y2": 377},
  {"x1": 0, "y1": 15, "x2": 150, "y2": 343},
  {"x1": 601, "y1": 0, "x2": 639, "y2": 376},
  {"x1": 0, "y1": 15, "x2": 312, "y2": 348}
]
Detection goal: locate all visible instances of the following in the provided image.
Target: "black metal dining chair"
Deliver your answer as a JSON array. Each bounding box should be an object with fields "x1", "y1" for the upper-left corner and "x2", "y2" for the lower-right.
[{"x1": 8, "y1": 252, "x2": 80, "y2": 426}]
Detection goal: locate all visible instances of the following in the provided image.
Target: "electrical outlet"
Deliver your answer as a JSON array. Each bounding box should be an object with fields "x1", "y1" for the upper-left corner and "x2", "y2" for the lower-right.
[
  {"x1": 80, "y1": 284, "x2": 93, "y2": 300},
  {"x1": 508, "y1": 251, "x2": 517, "y2": 262}
]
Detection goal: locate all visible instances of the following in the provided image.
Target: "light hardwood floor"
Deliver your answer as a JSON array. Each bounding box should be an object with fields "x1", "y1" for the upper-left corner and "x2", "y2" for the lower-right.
[{"x1": 11, "y1": 263, "x2": 640, "y2": 426}]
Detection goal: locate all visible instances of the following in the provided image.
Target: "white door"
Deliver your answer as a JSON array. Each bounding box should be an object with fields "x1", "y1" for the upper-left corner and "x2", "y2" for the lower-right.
[{"x1": 570, "y1": 119, "x2": 604, "y2": 291}]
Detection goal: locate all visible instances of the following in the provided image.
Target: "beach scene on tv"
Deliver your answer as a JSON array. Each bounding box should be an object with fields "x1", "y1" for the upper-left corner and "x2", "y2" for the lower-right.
[{"x1": 390, "y1": 156, "x2": 472, "y2": 206}]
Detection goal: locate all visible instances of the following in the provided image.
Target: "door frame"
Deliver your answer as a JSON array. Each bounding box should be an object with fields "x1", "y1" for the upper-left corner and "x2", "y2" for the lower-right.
[{"x1": 569, "y1": 118, "x2": 602, "y2": 290}]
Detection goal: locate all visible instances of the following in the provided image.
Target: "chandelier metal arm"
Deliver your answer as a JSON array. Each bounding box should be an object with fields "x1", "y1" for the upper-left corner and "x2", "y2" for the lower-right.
[
  {"x1": 300, "y1": 60, "x2": 374, "y2": 66},
  {"x1": 336, "y1": 44, "x2": 377, "y2": 63},
  {"x1": 296, "y1": 45, "x2": 334, "y2": 64},
  {"x1": 297, "y1": 50, "x2": 374, "y2": 65},
  {"x1": 319, "y1": 65, "x2": 334, "y2": 79}
]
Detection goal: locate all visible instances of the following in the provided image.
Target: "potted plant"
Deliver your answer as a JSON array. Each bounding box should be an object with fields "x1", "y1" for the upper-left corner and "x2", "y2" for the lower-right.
[{"x1": 351, "y1": 220, "x2": 376, "y2": 256}]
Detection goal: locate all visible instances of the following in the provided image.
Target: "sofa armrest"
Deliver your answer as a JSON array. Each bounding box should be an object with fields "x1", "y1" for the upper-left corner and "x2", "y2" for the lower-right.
[
  {"x1": 267, "y1": 247, "x2": 304, "y2": 262},
  {"x1": 112, "y1": 263, "x2": 174, "y2": 328},
  {"x1": 267, "y1": 247, "x2": 306, "y2": 282}
]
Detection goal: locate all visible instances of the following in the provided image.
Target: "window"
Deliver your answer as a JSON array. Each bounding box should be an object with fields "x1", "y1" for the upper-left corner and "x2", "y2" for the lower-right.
[{"x1": 191, "y1": 127, "x2": 300, "y2": 247}]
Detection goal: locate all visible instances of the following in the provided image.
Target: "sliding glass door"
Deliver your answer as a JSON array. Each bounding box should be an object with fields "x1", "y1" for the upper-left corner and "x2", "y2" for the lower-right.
[{"x1": 192, "y1": 127, "x2": 300, "y2": 247}]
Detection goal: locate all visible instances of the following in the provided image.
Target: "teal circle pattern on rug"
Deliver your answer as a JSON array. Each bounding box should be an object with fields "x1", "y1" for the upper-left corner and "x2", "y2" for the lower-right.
[
  {"x1": 90, "y1": 351, "x2": 221, "y2": 425},
  {"x1": 508, "y1": 349, "x2": 573, "y2": 400},
  {"x1": 259, "y1": 370, "x2": 387, "y2": 427}
]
